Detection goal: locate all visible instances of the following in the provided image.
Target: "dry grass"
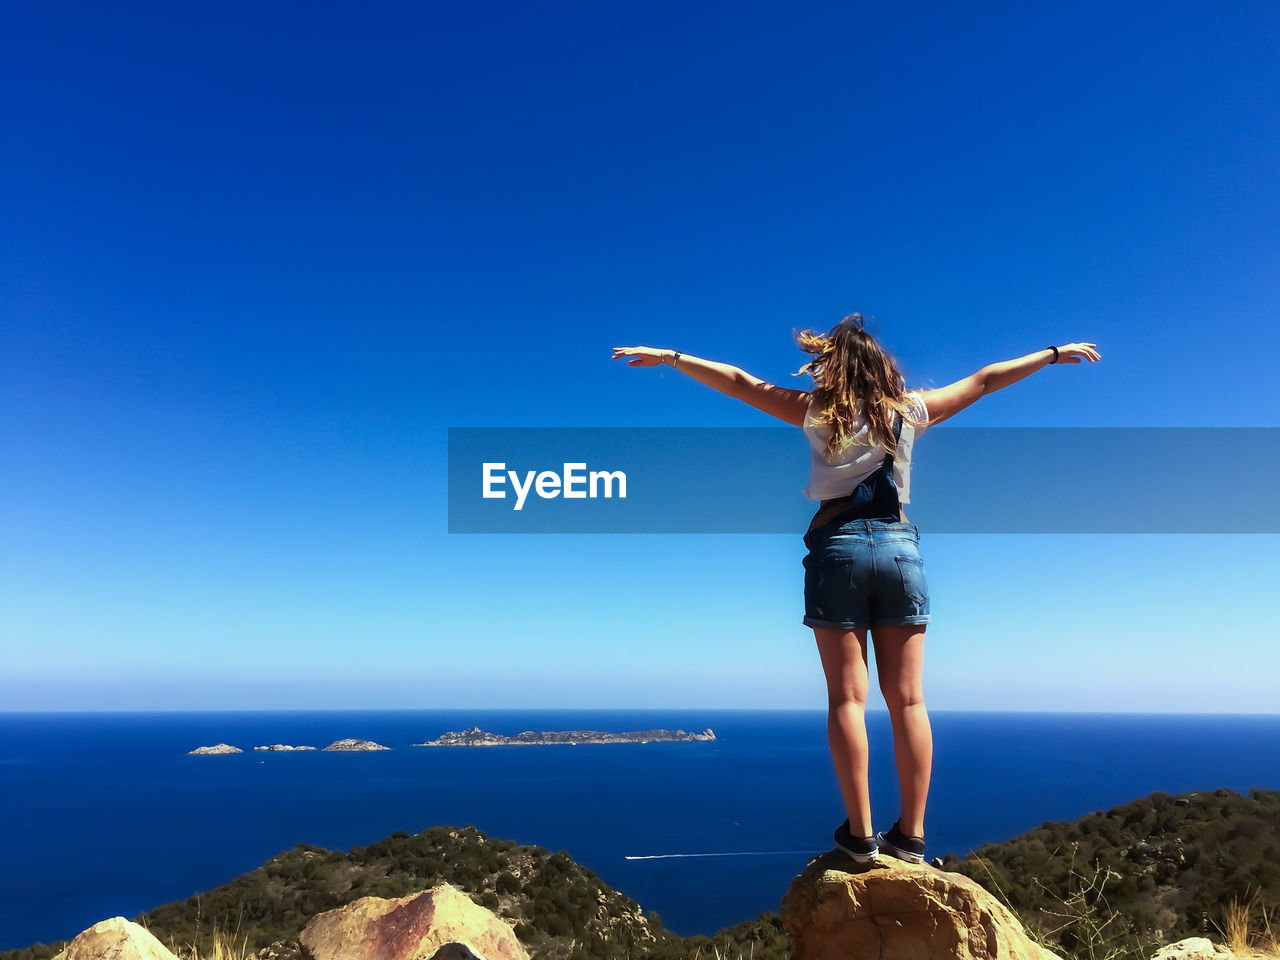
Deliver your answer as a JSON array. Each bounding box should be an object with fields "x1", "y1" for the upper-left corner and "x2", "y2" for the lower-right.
[
  {"x1": 136, "y1": 897, "x2": 255, "y2": 960},
  {"x1": 1211, "y1": 886, "x2": 1280, "y2": 959},
  {"x1": 689, "y1": 940, "x2": 757, "y2": 960},
  {"x1": 165, "y1": 925, "x2": 253, "y2": 960},
  {"x1": 1217, "y1": 888, "x2": 1260, "y2": 953}
]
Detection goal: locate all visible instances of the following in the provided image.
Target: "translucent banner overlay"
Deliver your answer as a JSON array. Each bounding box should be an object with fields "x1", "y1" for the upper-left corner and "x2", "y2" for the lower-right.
[{"x1": 448, "y1": 427, "x2": 1280, "y2": 533}]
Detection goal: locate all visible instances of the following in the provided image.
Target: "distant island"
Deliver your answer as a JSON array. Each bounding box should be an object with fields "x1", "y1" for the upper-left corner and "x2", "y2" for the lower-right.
[
  {"x1": 415, "y1": 725, "x2": 717, "y2": 747},
  {"x1": 321, "y1": 739, "x2": 389, "y2": 752},
  {"x1": 188, "y1": 743, "x2": 242, "y2": 755}
]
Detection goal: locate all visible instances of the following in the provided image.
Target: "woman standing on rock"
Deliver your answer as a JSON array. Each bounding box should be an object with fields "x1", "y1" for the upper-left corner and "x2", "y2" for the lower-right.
[{"x1": 613, "y1": 315, "x2": 1100, "y2": 863}]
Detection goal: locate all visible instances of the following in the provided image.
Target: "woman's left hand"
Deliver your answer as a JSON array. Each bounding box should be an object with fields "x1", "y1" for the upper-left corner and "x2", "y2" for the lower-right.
[
  {"x1": 1056, "y1": 342, "x2": 1102, "y2": 363},
  {"x1": 612, "y1": 346, "x2": 669, "y2": 366}
]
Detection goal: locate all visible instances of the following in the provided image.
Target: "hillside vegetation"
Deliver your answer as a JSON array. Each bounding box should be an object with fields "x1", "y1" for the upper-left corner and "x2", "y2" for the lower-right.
[
  {"x1": 2, "y1": 825, "x2": 789, "y2": 960},
  {"x1": 5, "y1": 788, "x2": 1277, "y2": 960},
  {"x1": 943, "y1": 787, "x2": 1280, "y2": 955}
]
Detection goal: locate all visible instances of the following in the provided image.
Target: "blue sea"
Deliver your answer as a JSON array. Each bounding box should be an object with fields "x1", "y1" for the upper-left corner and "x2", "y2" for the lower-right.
[{"x1": 3, "y1": 710, "x2": 1280, "y2": 951}]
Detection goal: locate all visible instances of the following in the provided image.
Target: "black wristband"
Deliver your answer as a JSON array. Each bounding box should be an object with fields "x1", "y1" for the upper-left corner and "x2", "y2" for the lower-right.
[{"x1": 1047, "y1": 345, "x2": 1059, "y2": 364}]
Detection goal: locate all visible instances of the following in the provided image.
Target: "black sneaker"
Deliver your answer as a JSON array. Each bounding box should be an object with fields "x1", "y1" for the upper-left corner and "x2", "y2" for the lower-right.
[
  {"x1": 876, "y1": 818, "x2": 926, "y2": 863},
  {"x1": 833, "y1": 817, "x2": 879, "y2": 863}
]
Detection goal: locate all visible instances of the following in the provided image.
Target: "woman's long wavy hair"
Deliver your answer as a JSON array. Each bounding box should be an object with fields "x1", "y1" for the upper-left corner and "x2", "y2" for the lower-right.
[{"x1": 794, "y1": 313, "x2": 927, "y2": 462}]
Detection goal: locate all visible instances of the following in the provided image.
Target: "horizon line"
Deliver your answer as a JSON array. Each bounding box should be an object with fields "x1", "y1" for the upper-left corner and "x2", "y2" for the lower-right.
[{"x1": 3, "y1": 707, "x2": 1280, "y2": 717}]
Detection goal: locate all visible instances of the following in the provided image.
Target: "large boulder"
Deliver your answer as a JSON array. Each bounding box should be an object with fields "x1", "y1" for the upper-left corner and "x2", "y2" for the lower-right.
[
  {"x1": 299, "y1": 881, "x2": 528, "y2": 960},
  {"x1": 781, "y1": 852, "x2": 1064, "y2": 960},
  {"x1": 50, "y1": 917, "x2": 180, "y2": 960}
]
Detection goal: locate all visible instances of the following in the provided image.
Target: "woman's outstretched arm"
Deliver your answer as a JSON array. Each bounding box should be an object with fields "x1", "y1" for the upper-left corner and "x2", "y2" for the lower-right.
[
  {"x1": 611, "y1": 345, "x2": 810, "y2": 426},
  {"x1": 918, "y1": 342, "x2": 1101, "y2": 426}
]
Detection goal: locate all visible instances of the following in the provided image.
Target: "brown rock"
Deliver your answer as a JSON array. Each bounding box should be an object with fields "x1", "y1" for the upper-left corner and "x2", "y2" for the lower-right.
[
  {"x1": 50, "y1": 917, "x2": 180, "y2": 960},
  {"x1": 781, "y1": 852, "x2": 1064, "y2": 960},
  {"x1": 299, "y1": 882, "x2": 528, "y2": 960}
]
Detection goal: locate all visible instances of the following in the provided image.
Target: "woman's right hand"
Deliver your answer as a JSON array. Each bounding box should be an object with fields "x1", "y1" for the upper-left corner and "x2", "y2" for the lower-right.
[
  {"x1": 1056, "y1": 343, "x2": 1102, "y2": 363},
  {"x1": 612, "y1": 346, "x2": 670, "y2": 366}
]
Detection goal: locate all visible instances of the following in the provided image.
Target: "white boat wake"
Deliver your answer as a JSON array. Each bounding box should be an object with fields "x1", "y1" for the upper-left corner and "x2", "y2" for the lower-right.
[{"x1": 624, "y1": 849, "x2": 818, "y2": 860}]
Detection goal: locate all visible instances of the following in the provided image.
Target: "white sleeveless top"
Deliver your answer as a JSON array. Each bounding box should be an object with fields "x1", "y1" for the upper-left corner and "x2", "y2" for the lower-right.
[{"x1": 801, "y1": 391, "x2": 928, "y2": 502}]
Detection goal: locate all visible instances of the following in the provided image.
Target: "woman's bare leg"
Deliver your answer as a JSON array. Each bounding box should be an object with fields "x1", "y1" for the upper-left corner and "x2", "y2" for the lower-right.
[
  {"x1": 871, "y1": 623, "x2": 931, "y2": 838},
  {"x1": 813, "y1": 626, "x2": 873, "y2": 837}
]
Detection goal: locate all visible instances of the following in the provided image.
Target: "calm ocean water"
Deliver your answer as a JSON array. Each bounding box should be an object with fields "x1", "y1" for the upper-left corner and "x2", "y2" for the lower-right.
[{"x1": 3, "y1": 709, "x2": 1279, "y2": 950}]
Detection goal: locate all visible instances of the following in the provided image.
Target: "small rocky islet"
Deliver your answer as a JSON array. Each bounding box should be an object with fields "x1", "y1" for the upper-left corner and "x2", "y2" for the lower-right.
[
  {"x1": 254, "y1": 744, "x2": 318, "y2": 752},
  {"x1": 321, "y1": 738, "x2": 391, "y2": 752},
  {"x1": 187, "y1": 727, "x2": 716, "y2": 754},
  {"x1": 187, "y1": 739, "x2": 387, "y2": 755}
]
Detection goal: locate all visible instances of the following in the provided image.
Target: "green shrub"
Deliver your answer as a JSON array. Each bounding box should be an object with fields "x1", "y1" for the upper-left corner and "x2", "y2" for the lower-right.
[{"x1": 495, "y1": 872, "x2": 521, "y2": 895}]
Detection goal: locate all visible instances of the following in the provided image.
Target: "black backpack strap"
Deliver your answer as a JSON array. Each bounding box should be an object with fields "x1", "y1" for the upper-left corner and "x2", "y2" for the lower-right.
[
  {"x1": 807, "y1": 408, "x2": 907, "y2": 532},
  {"x1": 881, "y1": 409, "x2": 904, "y2": 468}
]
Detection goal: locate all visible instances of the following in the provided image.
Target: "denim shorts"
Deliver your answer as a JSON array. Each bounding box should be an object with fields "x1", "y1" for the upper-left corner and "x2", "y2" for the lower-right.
[{"x1": 802, "y1": 518, "x2": 931, "y2": 630}]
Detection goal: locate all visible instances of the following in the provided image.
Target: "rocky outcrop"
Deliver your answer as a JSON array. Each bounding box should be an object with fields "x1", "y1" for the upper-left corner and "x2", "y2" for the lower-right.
[
  {"x1": 299, "y1": 881, "x2": 527, "y2": 960},
  {"x1": 50, "y1": 917, "x2": 180, "y2": 960},
  {"x1": 1151, "y1": 939, "x2": 1238, "y2": 960},
  {"x1": 253, "y1": 744, "x2": 317, "y2": 751},
  {"x1": 322, "y1": 738, "x2": 390, "y2": 752},
  {"x1": 781, "y1": 852, "x2": 1064, "y2": 960},
  {"x1": 188, "y1": 743, "x2": 242, "y2": 755}
]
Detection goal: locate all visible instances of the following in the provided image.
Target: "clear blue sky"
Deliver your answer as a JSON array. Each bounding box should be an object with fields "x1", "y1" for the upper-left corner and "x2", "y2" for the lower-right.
[{"x1": 3, "y1": 0, "x2": 1278, "y2": 711}]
